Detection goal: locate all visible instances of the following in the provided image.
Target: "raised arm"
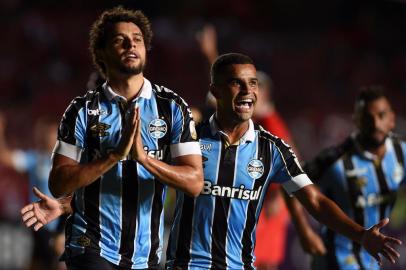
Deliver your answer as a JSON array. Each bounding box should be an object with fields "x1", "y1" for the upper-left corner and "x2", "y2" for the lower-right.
[
  {"x1": 294, "y1": 184, "x2": 402, "y2": 265},
  {"x1": 196, "y1": 24, "x2": 219, "y2": 65}
]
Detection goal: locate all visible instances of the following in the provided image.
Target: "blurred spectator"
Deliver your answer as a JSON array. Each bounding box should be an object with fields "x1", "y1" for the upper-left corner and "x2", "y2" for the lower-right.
[{"x1": 0, "y1": 113, "x2": 65, "y2": 270}]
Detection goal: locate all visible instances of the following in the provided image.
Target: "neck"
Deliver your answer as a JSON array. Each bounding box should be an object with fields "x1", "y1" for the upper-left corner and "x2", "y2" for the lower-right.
[
  {"x1": 357, "y1": 134, "x2": 387, "y2": 160},
  {"x1": 107, "y1": 72, "x2": 144, "y2": 101},
  {"x1": 215, "y1": 113, "x2": 250, "y2": 145}
]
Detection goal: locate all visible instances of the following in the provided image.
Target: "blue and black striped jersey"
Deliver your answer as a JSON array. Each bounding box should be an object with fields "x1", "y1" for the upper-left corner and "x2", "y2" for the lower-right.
[
  {"x1": 305, "y1": 135, "x2": 406, "y2": 270},
  {"x1": 166, "y1": 115, "x2": 312, "y2": 270},
  {"x1": 53, "y1": 78, "x2": 201, "y2": 269}
]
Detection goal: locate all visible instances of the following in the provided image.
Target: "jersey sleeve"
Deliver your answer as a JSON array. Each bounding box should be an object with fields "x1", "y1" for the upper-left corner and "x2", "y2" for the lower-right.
[
  {"x1": 52, "y1": 97, "x2": 87, "y2": 162},
  {"x1": 400, "y1": 141, "x2": 406, "y2": 186},
  {"x1": 169, "y1": 96, "x2": 201, "y2": 158},
  {"x1": 270, "y1": 138, "x2": 313, "y2": 195}
]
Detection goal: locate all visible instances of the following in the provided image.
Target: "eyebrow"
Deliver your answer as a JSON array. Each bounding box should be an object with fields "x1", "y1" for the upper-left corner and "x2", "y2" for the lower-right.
[{"x1": 112, "y1": 32, "x2": 143, "y2": 38}]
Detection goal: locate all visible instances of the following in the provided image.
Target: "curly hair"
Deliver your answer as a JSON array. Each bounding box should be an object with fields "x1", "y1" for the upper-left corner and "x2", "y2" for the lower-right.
[{"x1": 89, "y1": 6, "x2": 153, "y2": 77}]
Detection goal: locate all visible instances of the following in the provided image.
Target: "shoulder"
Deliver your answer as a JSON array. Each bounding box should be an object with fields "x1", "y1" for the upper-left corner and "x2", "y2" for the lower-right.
[
  {"x1": 304, "y1": 137, "x2": 354, "y2": 180},
  {"x1": 196, "y1": 119, "x2": 210, "y2": 138},
  {"x1": 152, "y1": 84, "x2": 190, "y2": 108},
  {"x1": 66, "y1": 87, "x2": 103, "y2": 112},
  {"x1": 256, "y1": 124, "x2": 289, "y2": 149}
]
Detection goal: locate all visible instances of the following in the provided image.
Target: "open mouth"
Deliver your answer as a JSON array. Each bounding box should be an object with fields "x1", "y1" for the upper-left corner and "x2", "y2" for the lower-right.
[
  {"x1": 235, "y1": 98, "x2": 254, "y2": 112},
  {"x1": 123, "y1": 52, "x2": 139, "y2": 61}
]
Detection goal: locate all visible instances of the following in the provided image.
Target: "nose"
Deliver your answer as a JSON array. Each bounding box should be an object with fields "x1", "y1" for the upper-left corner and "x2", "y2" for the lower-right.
[{"x1": 123, "y1": 38, "x2": 136, "y2": 49}]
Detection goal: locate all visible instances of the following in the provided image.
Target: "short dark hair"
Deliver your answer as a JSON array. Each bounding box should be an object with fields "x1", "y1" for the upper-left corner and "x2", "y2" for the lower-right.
[
  {"x1": 355, "y1": 85, "x2": 388, "y2": 113},
  {"x1": 210, "y1": 53, "x2": 255, "y2": 84},
  {"x1": 89, "y1": 6, "x2": 153, "y2": 78}
]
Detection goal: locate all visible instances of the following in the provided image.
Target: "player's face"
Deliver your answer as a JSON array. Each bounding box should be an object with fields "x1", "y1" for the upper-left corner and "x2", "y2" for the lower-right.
[
  {"x1": 101, "y1": 22, "x2": 146, "y2": 76},
  {"x1": 214, "y1": 64, "x2": 258, "y2": 122},
  {"x1": 358, "y1": 97, "x2": 395, "y2": 146}
]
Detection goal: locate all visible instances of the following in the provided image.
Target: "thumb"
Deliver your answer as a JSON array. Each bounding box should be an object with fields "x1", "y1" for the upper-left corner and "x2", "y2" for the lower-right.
[
  {"x1": 33, "y1": 187, "x2": 48, "y2": 201},
  {"x1": 374, "y1": 218, "x2": 390, "y2": 231}
]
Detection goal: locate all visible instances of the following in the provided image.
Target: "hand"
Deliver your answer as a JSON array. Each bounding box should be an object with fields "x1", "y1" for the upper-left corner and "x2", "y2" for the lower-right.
[
  {"x1": 361, "y1": 218, "x2": 402, "y2": 265},
  {"x1": 115, "y1": 105, "x2": 138, "y2": 160},
  {"x1": 196, "y1": 24, "x2": 218, "y2": 64},
  {"x1": 131, "y1": 107, "x2": 147, "y2": 163},
  {"x1": 299, "y1": 229, "x2": 327, "y2": 256},
  {"x1": 20, "y1": 187, "x2": 63, "y2": 231}
]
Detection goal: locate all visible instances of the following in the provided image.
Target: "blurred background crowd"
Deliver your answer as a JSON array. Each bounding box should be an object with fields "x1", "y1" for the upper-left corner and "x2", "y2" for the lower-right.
[{"x1": 1, "y1": 0, "x2": 406, "y2": 269}]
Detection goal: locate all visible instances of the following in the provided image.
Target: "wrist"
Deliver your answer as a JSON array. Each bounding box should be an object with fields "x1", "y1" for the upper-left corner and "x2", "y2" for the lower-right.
[
  {"x1": 359, "y1": 228, "x2": 368, "y2": 245},
  {"x1": 110, "y1": 151, "x2": 123, "y2": 162}
]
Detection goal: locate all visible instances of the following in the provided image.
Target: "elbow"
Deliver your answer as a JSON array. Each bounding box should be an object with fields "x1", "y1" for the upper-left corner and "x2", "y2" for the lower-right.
[
  {"x1": 48, "y1": 171, "x2": 66, "y2": 198},
  {"x1": 48, "y1": 177, "x2": 62, "y2": 198},
  {"x1": 185, "y1": 169, "x2": 204, "y2": 197}
]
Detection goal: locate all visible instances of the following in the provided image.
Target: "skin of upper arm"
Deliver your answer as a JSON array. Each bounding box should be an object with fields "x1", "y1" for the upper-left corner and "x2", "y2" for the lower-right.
[
  {"x1": 293, "y1": 184, "x2": 322, "y2": 214},
  {"x1": 49, "y1": 153, "x2": 79, "y2": 196},
  {"x1": 173, "y1": 154, "x2": 204, "y2": 196}
]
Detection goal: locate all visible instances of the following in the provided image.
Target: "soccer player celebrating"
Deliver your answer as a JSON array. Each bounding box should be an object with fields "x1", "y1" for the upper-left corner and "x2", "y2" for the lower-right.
[
  {"x1": 22, "y1": 54, "x2": 401, "y2": 270},
  {"x1": 27, "y1": 7, "x2": 203, "y2": 270},
  {"x1": 304, "y1": 86, "x2": 406, "y2": 270}
]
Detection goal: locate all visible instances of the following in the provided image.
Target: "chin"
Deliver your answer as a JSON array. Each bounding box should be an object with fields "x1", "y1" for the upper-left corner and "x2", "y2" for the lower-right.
[{"x1": 236, "y1": 113, "x2": 253, "y2": 122}]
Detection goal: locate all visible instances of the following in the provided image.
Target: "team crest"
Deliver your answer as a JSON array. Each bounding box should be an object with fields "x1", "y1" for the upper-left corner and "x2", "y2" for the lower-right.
[
  {"x1": 247, "y1": 159, "x2": 264, "y2": 179},
  {"x1": 77, "y1": 235, "x2": 91, "y2": 247},
  {"x1": 90, "y1": 122, "x2": 111, "y2": 137},
  {"x1": 148, "y1": 118, "x2": 167, "y2": 139},
  {"x1": 355, "y1": 177, "x2": 368, "y2": 188}
]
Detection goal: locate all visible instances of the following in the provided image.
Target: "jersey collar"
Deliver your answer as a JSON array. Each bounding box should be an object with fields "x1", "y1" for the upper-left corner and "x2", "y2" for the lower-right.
[
  {"x1": 102, "y1": 77, "x2": 152, "y2": 102},
  {"x1": 209, "y1": 114, "x2": 255, "y2": 145},
  {"x1": 351, "y1": 132, "x2": 391, "y2": 161}
]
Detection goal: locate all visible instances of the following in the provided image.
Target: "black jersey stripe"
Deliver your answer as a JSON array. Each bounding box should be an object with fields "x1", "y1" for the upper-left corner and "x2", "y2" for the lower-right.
[
  {"x1": 259, "y1": 126, "x2": 304, "y2": 177},
  {"x1": 342, "y1": 154, "x2": 365, "y2": 270},
  {"x1": 146, "y1": 86, "x2": 173, "y2": 268},
  {"x1": 325, "y1": 229, "x2": 340, "y2": 270},
  {"x1": 210, "y1": 143, "x2": 237, "y2": 270},
  {"x1": 116, "y1": 99, "x2": 139, "y2": 267},
  {"x1": 241, "y1": 132, "x2": 272, "y2": 270},
  {"x1": 172, "y1": 194, "x2": 195, "y2": 268},
  {"x1": 83, "y1": 92, "x2": 102, "y2": 253},
  {"x1": 118, "y1": 160, "x2": 139, "y2": 267},
  {"x1": 393, "y1": 138, "x2": 405, "y2": 167},
  {"x1": 374, "y1": 162, "x2": 390, "y2": 220},
  {"x1": 148, "y1": 180, "x2": 165, "y2": 268}
]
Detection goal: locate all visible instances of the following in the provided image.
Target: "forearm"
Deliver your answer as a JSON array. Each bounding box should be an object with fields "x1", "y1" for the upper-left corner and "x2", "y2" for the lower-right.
[
  {"x1": 140, "y1": 155, "x2": 203, "y2": 197},
  {"x1": 302, "y1": 192, "x2": 365, "y2": 244},
  {"x1": 284, "y1": 192, "x2": 314, "y2": 237},
  {"x1": 49, "y1": 152, "x2": 121, "y2": 197}
]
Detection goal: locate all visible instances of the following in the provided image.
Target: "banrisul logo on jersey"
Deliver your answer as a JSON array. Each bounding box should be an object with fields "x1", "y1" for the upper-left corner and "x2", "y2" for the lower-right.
[
  {"x1": 247, "y1": 159, "x2": 264, "y2": 179},
  {"x1": 149, "y1": 118, "x2": 167, "y2": 139}
]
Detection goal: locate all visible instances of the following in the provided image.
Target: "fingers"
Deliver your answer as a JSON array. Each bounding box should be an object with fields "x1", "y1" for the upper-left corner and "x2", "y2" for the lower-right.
[
  {"x1": 381, "y1": 248, "x2": 397, "y2": 264},
  {"x1": 22, "y1": 210, "x2": 34, "y2": 222},
  {"x1": 20, "y1": 204, "x2": 33, "y2": 215},
  {"x1": 24, "y1": 216, "x2": 38, "y2": 228},
  {"x1": 374, "y1": 218, "x2": 389, "y2": 230},
  {"x1": 33, "y1": 222, "x2": 44, "y2": 231},
  {"x1": 371, "y1": 253, "x2": 382, "y2": 266},
  {"x1": 33, "y1": 187, "x2": 48, "y2": 201},
  {"x1": 385, "y1": 236, "x2": 402, "y2": 246},
  {"x1": 383, "y1": 243, "x2": 400, "y2": 262},
  {"x1": 135, "y1": 106, "x2": 140, "y2": 121}
]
